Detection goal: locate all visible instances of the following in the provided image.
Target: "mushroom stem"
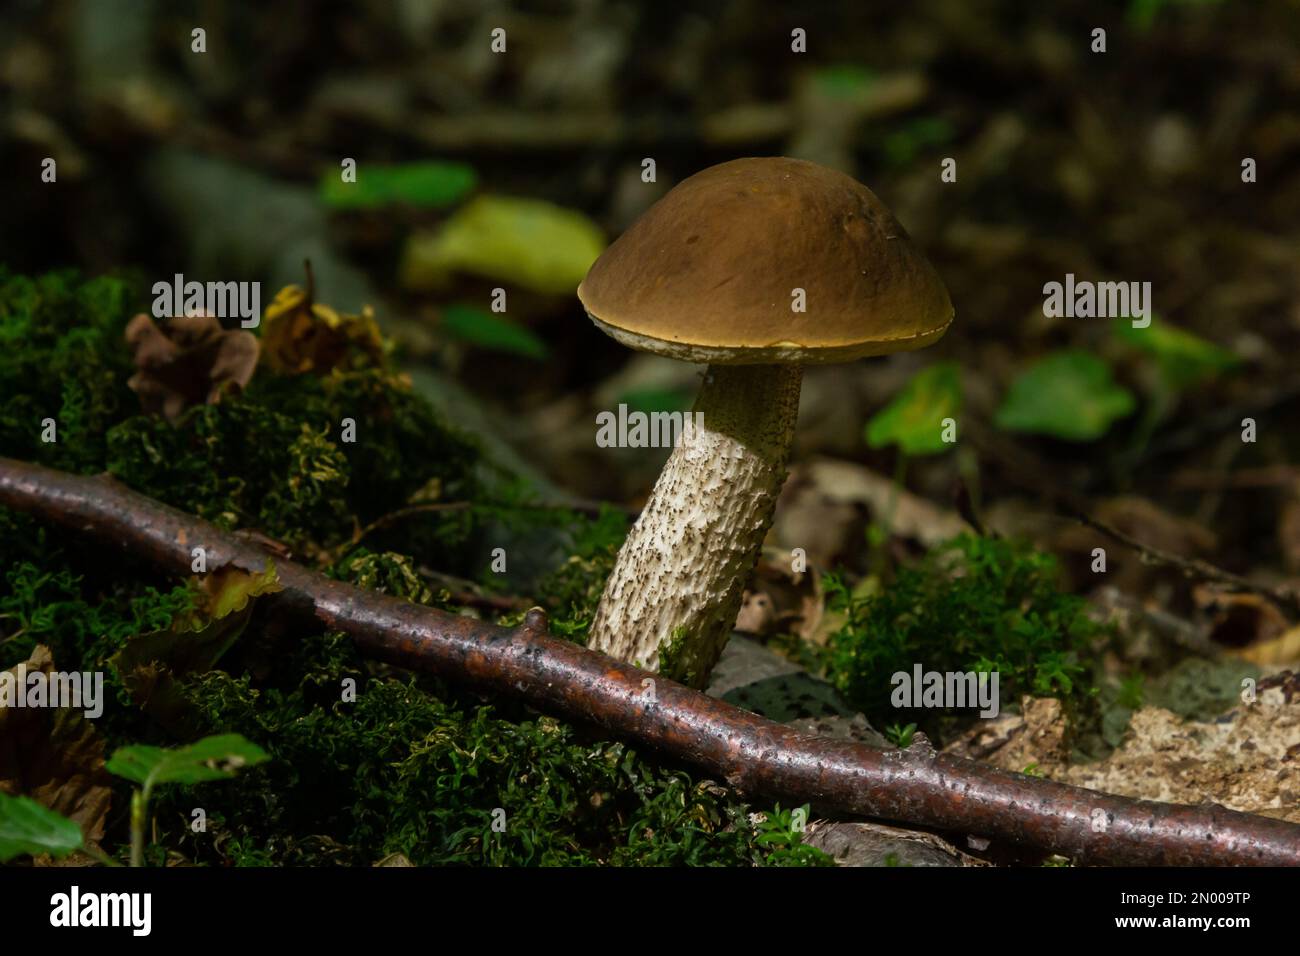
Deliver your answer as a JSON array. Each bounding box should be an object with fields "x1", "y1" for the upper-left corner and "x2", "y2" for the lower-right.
[{"x1": 588, "y1": 363, "x2": 803, "y2": 687}]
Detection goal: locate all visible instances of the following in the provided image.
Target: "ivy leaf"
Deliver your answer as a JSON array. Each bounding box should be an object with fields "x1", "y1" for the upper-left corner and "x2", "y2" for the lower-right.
[
  {"x1": 106, "y1": 734, "x2": 269, "y2": 790},
  {"x1": 1114, "y1": 316, "x2": 1240, "y2": 390},
  {"x1": 995, "y1": 350, "x2": 1135, "y2": 441},
  {"x1": 0, "y1": 792, "x2": 84, "y2": 862},
  {"x1": 319, "y1": 161, "x2": 477, "y2": 210},
  {"x1": 865, "y1": 361, "x2": 963, "y2": 455},
  {"x1": 440, "y1": 304, "x2": 548, "y2": 360}
]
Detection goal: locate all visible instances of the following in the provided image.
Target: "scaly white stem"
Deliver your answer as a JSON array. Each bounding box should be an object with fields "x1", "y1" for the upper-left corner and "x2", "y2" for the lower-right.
[{"x1": 587, "y1": 363, "x2": 802, "y2": 688}]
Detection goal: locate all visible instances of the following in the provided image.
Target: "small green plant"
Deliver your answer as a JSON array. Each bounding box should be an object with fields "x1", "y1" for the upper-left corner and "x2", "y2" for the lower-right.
[
  {"x1": 995, "y1": 350, "x2": 1135, "y2": 442},
  {"x1": 822, "y1": 535, "x2": 1101, "y2": 740},
  {"x1": 864, "y1": 361, "x2": 962, "y2": 549},
  {"x1": 1127, "y1": 0, "x2": 1223, "y2": 31},
  {"x1": 1113, "y1": 315, "x2": 1240, "y2": 462},
  {"x1": 866, "y1": 361, "x2": 962, "y2": 457},
  {"x1": 1116, "y1": 671, "x2": 1146, "y2": 711},
  {"x1": 107, "y1": 734, "x2": 270, "y2": 866},
  {"x1": 439, "y1": 303, "x2": 549, "y2": 359},
  {"x1": 0, "y1": 733, "x2": 267, "y2": 866},
  {"x1": 884, "y1": 722, "x2": 918, "y2": 748},
  {"x1": 318, "y1": 159, "x2": 477, "y2": 210},
  {"x1": 0, "y1": 792, "x2": 96, "y2": 863},
  {"x1": 751, "y1": 805, "x2": 833, "y2": 867},
  {"x1": 883, "y1": 117, "x2": 956, "y2": 168}
]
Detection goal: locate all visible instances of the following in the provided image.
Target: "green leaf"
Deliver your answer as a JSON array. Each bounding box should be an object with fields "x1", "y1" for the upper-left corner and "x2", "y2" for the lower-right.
[
  {"x1": 440, "y1": 304, "x2": 548, "y2": 359},
  {"x1": 995, "y1": 350, "x2": 1135, "y2": 441},
  {"x1": 1114, "y1": 316, "x2": 1240, "y2": 390},
  {"x1": 884, "y1": 117, "x2": 955, "y2": 167},
  {"x1": 811, "y1": 65, "x2": 877, "y2": 98},
  {"x1": 319, "y1": 161, "x2": 477, "y2": 210},
  {"x1": 106, "y1": 734, "x2": 270, "y2": 790},
  {"x1": 400, "y1": 195, "x2": 605, "y2": 295},
  {"x1": 1127, "y1": 0, "x2": 1223, "y2": 32},
  {"x1": 0, "y1": 793, "x2": 83, "y2": 862},
  {"x1": 865, "y1": 361, "x2": 963, "y2": 455}
]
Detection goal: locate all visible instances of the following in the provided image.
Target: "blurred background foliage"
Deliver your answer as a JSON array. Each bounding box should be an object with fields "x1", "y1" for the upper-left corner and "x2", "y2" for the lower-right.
[
  {"x1": 2, "y1": 0, "x2": 1295, "y2": 510},
  {"x1": 2, "y1": 0, "x2": 1300, "y2": 865}
]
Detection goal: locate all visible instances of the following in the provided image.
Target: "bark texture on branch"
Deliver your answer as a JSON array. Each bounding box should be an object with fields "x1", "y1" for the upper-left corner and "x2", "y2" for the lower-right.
[{"x1": 2, "y1": 456, "x2": 1297, "y2": 866}]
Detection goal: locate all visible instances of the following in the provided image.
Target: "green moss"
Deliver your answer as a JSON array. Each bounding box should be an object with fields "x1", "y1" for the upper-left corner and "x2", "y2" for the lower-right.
[
  {"x1": 0, "y1": 269, "x2": 137, "y2": 474},
  {"x1": 526, "y1": 505, "x2": 627, "y2": 643},
  {"x1": 821, "y1": 534, "x2": 1103, "y2": 741},
  {"x1": 148, "y1": 668, "x2": 829, "y2": 866},
  {"x1": 0, "y1": 269, "x2": 826, "y2": 867},
  {"x1": 656, "y1": 625, "x2": 697, "y2": 686}
]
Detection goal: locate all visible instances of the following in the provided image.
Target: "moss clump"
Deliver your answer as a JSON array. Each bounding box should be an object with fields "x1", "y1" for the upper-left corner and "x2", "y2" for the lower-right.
[
  {"x1": 160, "y1": 662, "x2": 827, "y2": 866},
  {"x1": 0, "y1": 269, "x2": 828, "y2": 867},
  {"x1": 821, "y1": 534, "x2": 1102, "y2": 741},
  {"x1": 0, "y1": 269, "x2": 138, "y2": 474},
  {"x1": 529, "y1": 505, "x2": 627, "y2": 642},
  {"x1": 656, "y1": 625, "x2": 702, "y2": 687}
]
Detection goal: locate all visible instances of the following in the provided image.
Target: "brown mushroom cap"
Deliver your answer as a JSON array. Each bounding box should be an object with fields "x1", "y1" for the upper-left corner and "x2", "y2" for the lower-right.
[{"x1": 578, "y1": 157, "x2": 953, "y2": 364}]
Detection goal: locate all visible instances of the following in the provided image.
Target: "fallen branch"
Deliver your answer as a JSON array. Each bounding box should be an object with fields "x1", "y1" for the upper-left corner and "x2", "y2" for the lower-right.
[
  {"x1": 2, "y1": 457, "x2": 1297, "y2": 866},
  {"x1": 1072, "y1": 510, "x2": 1300, "y2": 619}
]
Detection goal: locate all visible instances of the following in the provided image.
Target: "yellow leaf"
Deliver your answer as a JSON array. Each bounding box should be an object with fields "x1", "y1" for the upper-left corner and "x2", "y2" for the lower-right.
[
  {"x1": 1232, "y1": 625, "x2": 1300, "y2": 666},
  {"x1": 261, "y1": 284, "x2": 387, "y2": 375},
  {"x1": 400, "y1": 195, "x2": 604, "y2": 295}
]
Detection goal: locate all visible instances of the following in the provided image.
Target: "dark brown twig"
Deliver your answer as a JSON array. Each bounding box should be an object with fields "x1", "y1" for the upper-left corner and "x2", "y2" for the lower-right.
[
  {"x1": 355, "y1": 498, "x2": 632, "y2": 546},
  {"x1": 1071, "y1": 509, "x2": 1300, "y2": 619},
  {"x1": 2, "y1": 457, "x2": 1297, "y2": 866},
  {"x1": 353, "y1": 501, "x2": 475, "y2": 544}
]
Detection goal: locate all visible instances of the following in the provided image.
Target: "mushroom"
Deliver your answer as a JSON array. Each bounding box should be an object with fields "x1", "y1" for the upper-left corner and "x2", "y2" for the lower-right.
[{"x1": 578, "y1": 157, "x2": 953, "y2": 687}]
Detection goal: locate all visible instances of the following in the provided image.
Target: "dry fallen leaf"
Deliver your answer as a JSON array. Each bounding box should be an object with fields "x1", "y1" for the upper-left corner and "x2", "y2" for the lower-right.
[
  {"x1": 111, "y1": 563, "x2": 283, "y2": 734},
  {"x1": 1193, "y1": 583, "x2": 1289, "y2": 652},
  {"x1": 0, "y1": 646, "x2": 112, "y2": 844},
  {"x1": 947, "y1": 679, "x2": 1300, "y2": 823},
  {"x1": 733, "y1": 547, "x2": 824, "y2": 641},
  {"x1": 1231, "y1": 625, "x2": 1300, "y2": 666},
  {"x1": 774, "y1": 458, "x2": 970, "y2": 569},
  {"x1": 260, "y1": 284, "x2": 387, "y2": 375},
  {"x1": 125, "y1": 312, "x2": 259, "y2": 421}
]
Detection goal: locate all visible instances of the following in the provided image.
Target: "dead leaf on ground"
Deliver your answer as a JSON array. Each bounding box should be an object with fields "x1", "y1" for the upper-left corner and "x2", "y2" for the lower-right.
[
  {"x1": 125, "y1": 312, "x2": 259, "y2": 421},
  {"x1": 733, "y1": 547, "x2": 823, "y2": 641},
  {"x1": 1193, "y1": 584, "x2": 1290, "y2": 651},
  {"x1": 774, "y1": 458, "x2": 970, "y2": 569},
  {"x1": 947, "y1": 678, "x2": 1300, "y2": 823},
  {"x1": 1230, "y1": 624, "x2": 1300, "y2": 666},
  {"x1": 804, "y1": 819, "x2": 985, "y2": 867},
  {"x1": 944, "y1": 696, "x2": 1070, "y2": 774},
  {"x1": 111, "y1": 562, "x2": 283, "y2": 733},
  {"x1": 260, "y1": 283, "x2": 388, "y2": 375},
  {"x1": 0, "y1": 645, "x2": 112, "y2": 844}
]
